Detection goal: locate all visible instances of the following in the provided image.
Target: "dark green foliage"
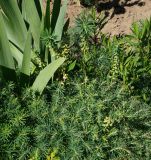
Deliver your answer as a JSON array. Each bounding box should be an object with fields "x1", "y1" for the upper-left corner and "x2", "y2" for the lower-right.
[
  {"x1": 80, "y1": 0, "x2": 96, "y2": 7},
  {"x1": 0, "y1": 83, "x2": 50, "y2": 159},
  {"x1": 1, "y1": 81, "x2": 151, "y2": 159},
  {"x1": 73, "y1": 8, "x2": 107, "y2": 39},
  {"x1": 64, "y1": 10, "x2": 109, "y2": 81},
  {"x1": 48, "y1": 80, "x2": 151, "y2": 159}
]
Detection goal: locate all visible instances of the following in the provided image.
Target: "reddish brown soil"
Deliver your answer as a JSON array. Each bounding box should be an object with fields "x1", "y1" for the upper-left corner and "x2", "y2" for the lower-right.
[
  {"x1": 101, "y1": 0, "x2": 151, "y2": 36},
  {"x1": 43, "y1": 0, "x2": 151, "y2": 36}
]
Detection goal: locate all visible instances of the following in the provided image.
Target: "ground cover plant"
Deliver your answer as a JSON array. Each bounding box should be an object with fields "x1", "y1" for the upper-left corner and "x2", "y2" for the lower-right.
[
  {"x1": 0, "y1": 0, "x2": 151, "y2": 159},
  {"x1": 1, "y1": 80, "x2": 151, "y2": 159}
]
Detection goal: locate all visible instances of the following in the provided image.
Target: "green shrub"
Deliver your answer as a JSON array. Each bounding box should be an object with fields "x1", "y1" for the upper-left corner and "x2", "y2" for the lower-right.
[
  {"x1": 0, "y1": 83, "x2": 49, "y2": 159},
  {"x1": 119, "y1": 18, "x2": 151, "y2": 89},
  {"x1": 63, "y1": 9, "x2": 109, "y2": 81},
  {"x1": 106, "y1": 18, "x2": 151, "y2": 100},
  {"x1": 1, "y1": 81, "x2": 151, "y2": 159}
]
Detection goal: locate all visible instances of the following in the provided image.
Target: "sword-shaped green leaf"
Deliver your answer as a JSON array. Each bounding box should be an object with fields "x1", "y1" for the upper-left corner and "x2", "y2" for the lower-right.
[
  {"x1": 0, "y1": 0, "x2": 27, "y2": 51},
  {"x1": 0, "y1": 11, "x2": 14, "y2": 70},
  {"x1": 10, "y1": 43, "x2": 23, "y2": 69},
  {"x1": 0, "y1": 11, "x2": 16, "y2": 81},
  {"x1": 20, "y1": 30, "x2": 32, "y2": 86},
  {"x1": 32, "y1": 57, "x2": 65, "y2": 93},
  {"x1": 51, "y1": 0, "x2": 61, "y2": 33},
  {"x1": 54, "y1": 0, "x2": 68, "y2": 42},
  {"x1": 21, "y1": 30, "x2": 32, "y2": 76},
  {"x1": 22, "y1": 0, "x2": 41, "y2": 50},
  {"x1": 44, "y1": 0, "x2": 51, "y2": 30}
]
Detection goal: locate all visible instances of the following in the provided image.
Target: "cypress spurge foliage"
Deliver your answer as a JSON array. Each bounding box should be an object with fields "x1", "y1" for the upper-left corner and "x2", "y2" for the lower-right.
[{"x1": 1, "y1": 81, "x2": 151, "y2": 159}]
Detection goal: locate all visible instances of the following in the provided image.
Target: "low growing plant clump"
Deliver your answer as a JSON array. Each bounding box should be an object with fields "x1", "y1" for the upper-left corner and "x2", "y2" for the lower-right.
[{"x1": 0, "y1": 81, "x2": 151, "y2": 159}]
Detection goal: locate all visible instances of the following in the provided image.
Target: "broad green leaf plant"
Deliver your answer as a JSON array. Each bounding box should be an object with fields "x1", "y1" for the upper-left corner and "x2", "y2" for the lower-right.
[{"x1": 0, "y1": 0, "x2": 68, "y2": 93}]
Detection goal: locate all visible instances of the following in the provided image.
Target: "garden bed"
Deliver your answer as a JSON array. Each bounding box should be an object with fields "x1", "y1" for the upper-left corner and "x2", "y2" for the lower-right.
[{"x1": 0, "y1": 1, "x2": 151, "y2": 159}]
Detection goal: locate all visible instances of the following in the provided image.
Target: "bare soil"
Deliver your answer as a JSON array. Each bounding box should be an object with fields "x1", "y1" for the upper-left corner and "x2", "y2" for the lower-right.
[
  {"x1": 43, "y1": 0, "x2": 151, "y2": 36},
  {"x1": 101, "y1": 0, "x2": 151, "y2": 35}
]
